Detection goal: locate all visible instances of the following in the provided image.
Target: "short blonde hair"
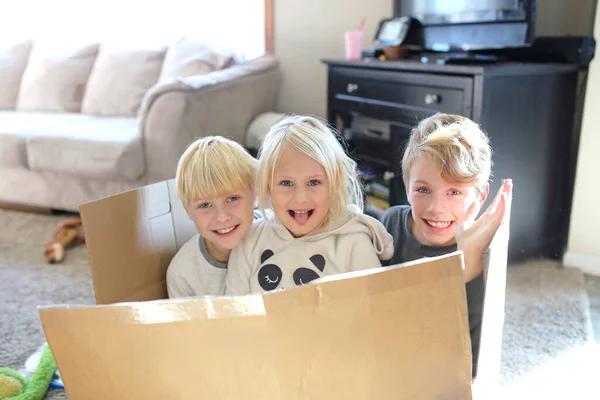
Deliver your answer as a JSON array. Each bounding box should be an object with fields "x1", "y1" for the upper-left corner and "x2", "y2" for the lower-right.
[
  {"x1": 176, "y1": 136, "x2": 257, "y2": 205},
  {"x1": 256, "y1": 115, "x2": 363, "y2": 226},
  {"x1": 402, "y1": 113, "x2": 492, "y2": 193}
]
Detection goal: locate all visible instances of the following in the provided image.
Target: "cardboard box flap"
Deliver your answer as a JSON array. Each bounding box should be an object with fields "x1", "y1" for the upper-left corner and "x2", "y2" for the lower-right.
[
  {"x1": 40, "y1": 252, "x2": 473, "y2": 400},
  {"x1": 79, "y1": 180, "x2": 196, "y2": 304},
  {"x1": 474, "y1": 206, "x2": 511, "y2": 389}
]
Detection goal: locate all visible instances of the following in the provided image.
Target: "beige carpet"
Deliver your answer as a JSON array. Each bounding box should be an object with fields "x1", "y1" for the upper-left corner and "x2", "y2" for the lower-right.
[
  {"x1": 0, "y1": 209, "x2": 595, "y2": 399},
  {"x1": 0, "y1": 210, "x2": 94, "y2": 400},
  {"x1": 500, "y1": 260, "x2": 597, "y2": 399}
]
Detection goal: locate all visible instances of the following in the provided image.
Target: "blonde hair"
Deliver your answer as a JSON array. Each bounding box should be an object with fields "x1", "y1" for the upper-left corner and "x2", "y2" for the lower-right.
[
  {"x1": 402, "y1": 113, "x2": 492, "y2": 194},
  {"x1": 256, "y1": 115, "x2": 363, "y2": 226},
  {"x1": 176, "y1": 136, "x2": 257, "y2": 205}
]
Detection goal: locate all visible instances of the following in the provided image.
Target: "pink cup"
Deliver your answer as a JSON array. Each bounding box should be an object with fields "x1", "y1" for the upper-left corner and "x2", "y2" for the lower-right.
[{"x1": 344, "y1": 31, "x2": 363, "y2": 61}]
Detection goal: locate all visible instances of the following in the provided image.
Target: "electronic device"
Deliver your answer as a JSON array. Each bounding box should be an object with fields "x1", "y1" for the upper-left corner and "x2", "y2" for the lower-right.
[
  {"x1": 361, "y1": 48, "x2": 385, "y2": 59},
  {"x1": 374, "y1": 16, "x2": 420, "y2": 48},
  {"x1": 394, "y1": 0, "x2": 537, "y2": 51},
  {"x1": 434, "y1": 53, "x2": 500, "y2": 65}
]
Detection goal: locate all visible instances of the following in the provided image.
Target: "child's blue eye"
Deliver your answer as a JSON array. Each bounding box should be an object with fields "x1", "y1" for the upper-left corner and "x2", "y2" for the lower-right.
[
  {"x1": 198, "y1": 202, "x2": 211, "y2": 209},
  {"x1": 308, "y1": 180, "x2": 321, "y2": 186},
  {"x1": 227, "y1": 195, "x2": 240, "y2": 202},
  {"x1": 280, "y1": 180, "x2": 293, "y2": 187},
  {"x1": 417, "y1": 188, "x2": 429, "y2": 194},
  {"x1": 449, "y1": 190, "x2": 461, "y2": 196}
]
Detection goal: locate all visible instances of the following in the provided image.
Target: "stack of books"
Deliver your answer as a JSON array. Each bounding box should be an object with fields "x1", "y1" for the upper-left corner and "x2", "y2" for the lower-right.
[{"x1": 365, "y1": 182, "x2": 390, "y2": 217}]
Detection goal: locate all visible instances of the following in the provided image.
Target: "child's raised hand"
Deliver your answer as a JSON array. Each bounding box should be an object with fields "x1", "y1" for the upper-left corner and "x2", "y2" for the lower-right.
[{"x1": 456, "y1": 179, "x2": 513, "y2": 280}]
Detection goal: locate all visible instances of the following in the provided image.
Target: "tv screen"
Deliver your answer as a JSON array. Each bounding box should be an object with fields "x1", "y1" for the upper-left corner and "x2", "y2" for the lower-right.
[{"x1": 395, "y1": 0, "x2": 536, "y2": 51}]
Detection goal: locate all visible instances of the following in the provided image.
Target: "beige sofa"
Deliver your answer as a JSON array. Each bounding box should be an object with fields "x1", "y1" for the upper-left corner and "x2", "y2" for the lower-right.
[{"x1": 0, "y1": 39, "x2": 280, "y2": 212}]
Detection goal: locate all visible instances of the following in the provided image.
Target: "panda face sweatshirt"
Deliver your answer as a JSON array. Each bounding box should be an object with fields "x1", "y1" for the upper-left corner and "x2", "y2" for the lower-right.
[{"x1": 225, "y1": 206, "x2": 394, "y2": 295}]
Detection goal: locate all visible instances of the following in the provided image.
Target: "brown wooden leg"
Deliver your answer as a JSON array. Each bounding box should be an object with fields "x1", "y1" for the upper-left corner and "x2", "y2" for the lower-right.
[{"x1": 0, "y1": 201, "x2": 52, "y2": 215}]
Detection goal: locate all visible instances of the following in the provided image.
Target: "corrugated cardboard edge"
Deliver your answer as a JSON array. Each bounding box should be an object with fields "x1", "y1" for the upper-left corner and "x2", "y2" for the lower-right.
[{"x1": 41, "y1": 250, "x2": 468, "y2": 316}]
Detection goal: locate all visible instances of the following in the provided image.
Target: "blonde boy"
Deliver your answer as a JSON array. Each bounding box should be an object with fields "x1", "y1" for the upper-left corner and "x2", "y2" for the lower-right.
[
  {"x1": 166, "y1": 136, "x2": 258, "y2": 298},
  {"x1": 381, "y1": 113, "x2": 512, "y2": 376}
]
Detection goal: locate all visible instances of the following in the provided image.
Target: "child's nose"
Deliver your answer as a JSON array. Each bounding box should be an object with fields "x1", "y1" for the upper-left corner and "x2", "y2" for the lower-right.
[
  {"x1": 428, "y1": 193, "x2": 448, "y2": 212},
  {"x1": 293, "y1": 186, "x2": 308, "y2": 202},
  {"x1": 215, "y1": 208, "x2": 232, "y2": 222}
]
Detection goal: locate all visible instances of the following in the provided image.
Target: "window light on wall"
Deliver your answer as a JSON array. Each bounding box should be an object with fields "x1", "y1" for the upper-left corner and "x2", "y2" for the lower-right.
[{"x1": 0, "y1": 0, "x2": 266, "y2": 59}]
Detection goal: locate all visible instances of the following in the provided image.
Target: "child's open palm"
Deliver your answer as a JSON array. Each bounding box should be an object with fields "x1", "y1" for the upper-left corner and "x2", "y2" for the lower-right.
[{"x1": 456, "y1": 179, "x2": 513, "y2": 280}]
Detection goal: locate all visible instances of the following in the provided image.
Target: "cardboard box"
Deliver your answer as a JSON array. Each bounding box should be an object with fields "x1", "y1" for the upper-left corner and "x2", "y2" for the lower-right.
[{"x1": 39, "y1": 180, "x2": 509, "y2": 399}]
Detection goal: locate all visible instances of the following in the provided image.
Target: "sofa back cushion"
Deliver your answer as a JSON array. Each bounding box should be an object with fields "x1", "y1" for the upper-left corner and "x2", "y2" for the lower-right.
[
  {"x1": 82, "y1": 44, "x2": 166, "y2": 116},
  {"x1": 16, "y1": 41, "x2": 99, "y2": 112},
  {"x1": 158, "y1": 39, "x2": 235, "y2": 82},
  {"x1": 0, "y1": 40, "x2": 33, "y2": 110}
]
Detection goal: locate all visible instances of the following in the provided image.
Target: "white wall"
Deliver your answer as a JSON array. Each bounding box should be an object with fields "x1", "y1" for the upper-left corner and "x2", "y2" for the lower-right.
[
  {"x1": 273, "y1": 0, "x2": 392, "y2": 116},
  {"x1": 274, "y1": 0, "x2": 596, "y2": 117},
  {"x1": 564, "y1": 4, "x2": 600, "y2": 275},
  {"x1": 535, "y1": 0, "x2": 597, "y2": 36}
]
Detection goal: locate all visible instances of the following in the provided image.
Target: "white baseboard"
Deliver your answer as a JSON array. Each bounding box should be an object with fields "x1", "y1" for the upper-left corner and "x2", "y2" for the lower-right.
[{"x1": 563, "y1": 252, "x2": 600, "y2": 277}]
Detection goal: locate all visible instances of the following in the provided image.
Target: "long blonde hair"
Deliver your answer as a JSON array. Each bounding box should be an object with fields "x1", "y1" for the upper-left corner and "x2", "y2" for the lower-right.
[
  {"x1": 402, "y1": 113, "x2": 492, "y2": 194},
  {"x1": 256, "y1": 115, "x2": 363, "y2": 226},
  {"x1": 176, "y1": 136, "x2": 257, "y2": 205}
]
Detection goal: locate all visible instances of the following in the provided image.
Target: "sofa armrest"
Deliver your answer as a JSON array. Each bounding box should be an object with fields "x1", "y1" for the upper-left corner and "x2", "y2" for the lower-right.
[{"x1": 139, "y1": 55, "x2": 280, "y2": 183}]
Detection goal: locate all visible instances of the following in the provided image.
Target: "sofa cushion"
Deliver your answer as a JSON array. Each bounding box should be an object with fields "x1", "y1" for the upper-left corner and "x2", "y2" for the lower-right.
[
  {"x1": 16, "y1": 41, "x2": 99, "y2": 112},
  {"x1": 26, "y1": 116, "x2": 144, "y2": 181},
  {"x1": 0, "y1": 41, "x2": 33, "y2": 110},
  {"x1": 0, "y1": 111, "x2": 90, "y2": 168},
  {"x1": 158, "y1": 39, "x2": 235, "y2": 82},
  {"x1": 82, "y1": 44, "x2": 166, "y2": 116}
]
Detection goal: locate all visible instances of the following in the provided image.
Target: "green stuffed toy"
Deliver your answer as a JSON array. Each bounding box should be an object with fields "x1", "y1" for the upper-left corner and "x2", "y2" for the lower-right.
[{"x1": 0, "y1": 345, "x2": 56, "y2": 400}]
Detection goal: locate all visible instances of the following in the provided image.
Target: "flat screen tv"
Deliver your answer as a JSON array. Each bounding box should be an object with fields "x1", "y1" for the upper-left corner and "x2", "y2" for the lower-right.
[{"x1": 395, "y1": 0, "x2": 537, "y2": 51}]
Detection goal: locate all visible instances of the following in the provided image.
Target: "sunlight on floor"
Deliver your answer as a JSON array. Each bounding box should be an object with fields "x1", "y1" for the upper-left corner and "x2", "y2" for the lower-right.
[{"x1": 500, "y1": 343, "x2": 599, "y2": 399}]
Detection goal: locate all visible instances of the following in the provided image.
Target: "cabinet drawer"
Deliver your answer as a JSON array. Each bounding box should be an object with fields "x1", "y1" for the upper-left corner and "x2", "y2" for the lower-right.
[{"x1": 329, "y1": 67, "x2": 473, "y2": 117}]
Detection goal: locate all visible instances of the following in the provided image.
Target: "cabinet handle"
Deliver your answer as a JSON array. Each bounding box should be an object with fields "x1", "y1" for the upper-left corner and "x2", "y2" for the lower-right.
[
  {"x1": 425, "y1": 94, "x2": 441, "y2": 104},
  {"x1": 347, "y1": 83, "x2": 359, "y2": 93}
]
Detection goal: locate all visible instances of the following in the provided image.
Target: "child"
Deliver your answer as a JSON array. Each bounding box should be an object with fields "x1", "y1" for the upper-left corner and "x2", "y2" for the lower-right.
[
  {"x1": 166, "y1": 136, "x2": 258, "y2": 298},
  {"x1": 380, "y1": 113, "x2": 512, "y2": 376},
  {"x1": 226, "y1": 115, "x2": 393, "y2": 295}
]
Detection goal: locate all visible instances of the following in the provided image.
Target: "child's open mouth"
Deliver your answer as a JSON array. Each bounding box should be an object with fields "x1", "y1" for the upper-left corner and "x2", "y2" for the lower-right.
[
  {"x1": 212, "y1": 224, "x2": 240, "y2": 236},
  {"x1": 288, "y1": 209, "x2": 314, "y2": 225},
  {"x1": 424, "y1": 219, "x2": 454, "y2": 231}
]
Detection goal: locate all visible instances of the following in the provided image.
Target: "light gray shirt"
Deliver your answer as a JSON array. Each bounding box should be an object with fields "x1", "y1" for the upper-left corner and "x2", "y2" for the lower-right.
[{"x1": 166, "y1": 234, "x2": 228, "y2": 298}]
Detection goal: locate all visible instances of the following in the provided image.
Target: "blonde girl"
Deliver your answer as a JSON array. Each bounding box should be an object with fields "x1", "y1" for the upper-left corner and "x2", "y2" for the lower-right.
[{"x1": 226, "y1": 115, "x2": 393, "y2": 294}]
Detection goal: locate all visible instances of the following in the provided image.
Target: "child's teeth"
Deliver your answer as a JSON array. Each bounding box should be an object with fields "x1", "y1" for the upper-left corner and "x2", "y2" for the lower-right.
[
  {"x1": 427, "y1": 220, "x2": 451, "y2": 228},
  {"x1": 217, "y1": 226, "x2": 235, "y2": 234}
]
